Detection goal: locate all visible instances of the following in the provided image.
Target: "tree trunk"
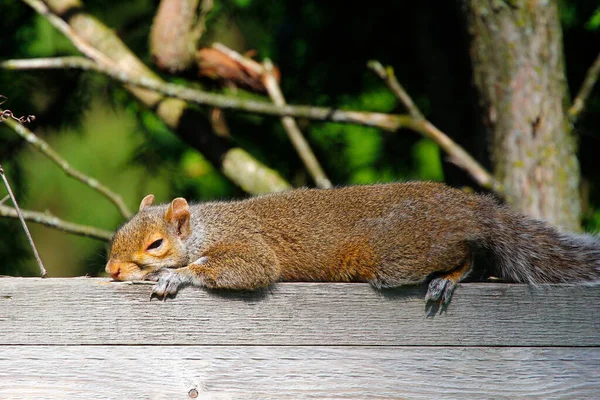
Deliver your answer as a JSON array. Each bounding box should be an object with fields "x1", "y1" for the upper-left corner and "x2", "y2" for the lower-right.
[{"x1": 462, "y1": 0, "x2": 580, "y2": 230}]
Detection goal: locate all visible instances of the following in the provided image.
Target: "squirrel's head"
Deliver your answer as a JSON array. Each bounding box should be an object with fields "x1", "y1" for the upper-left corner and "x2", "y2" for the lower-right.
[{"x1": 105, "y1": 194, "x2": 192, "y2": 281}]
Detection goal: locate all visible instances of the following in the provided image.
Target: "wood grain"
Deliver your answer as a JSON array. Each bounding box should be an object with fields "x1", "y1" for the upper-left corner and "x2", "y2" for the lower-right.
[
  {"x1": 0, "y1": 278, "x2": 599, "y2": 346},
  {"x1": 1, "y1": 345, "x2": 599, "y2": 399}
]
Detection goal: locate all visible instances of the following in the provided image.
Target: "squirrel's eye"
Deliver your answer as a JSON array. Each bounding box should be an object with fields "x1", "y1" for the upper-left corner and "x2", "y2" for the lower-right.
[{"x1": 146, "y1": 239, "x2": 163, "y2": 250}]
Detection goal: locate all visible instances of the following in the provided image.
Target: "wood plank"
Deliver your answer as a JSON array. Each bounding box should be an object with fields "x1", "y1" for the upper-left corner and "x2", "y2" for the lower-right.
[
  {"x1": 0, "y1": 278, "x2": 599, "y2": 346},
  {"x1": 1, "y1": 346, "x2": 599, "y2": 399}
]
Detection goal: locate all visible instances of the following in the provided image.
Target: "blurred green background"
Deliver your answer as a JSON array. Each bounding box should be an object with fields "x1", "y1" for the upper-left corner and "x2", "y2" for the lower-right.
[{"x1": 1, "y1": 0, "x2": 599, "y2": 277}]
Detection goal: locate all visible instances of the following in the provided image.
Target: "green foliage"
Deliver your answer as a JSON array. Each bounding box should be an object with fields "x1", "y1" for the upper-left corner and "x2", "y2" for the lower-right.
[
  {"x1": 23, "y1": 16, "x2": 79, "y2": 57},
  {"x1": 412, "y1": 139, "x2": 443, "y2": 182},
  {"x1": 233, "y1": 0, "x2": 252, "y2": 9},
  {"x1": 310, "y1": 88, "x2": 401, "y2": 183},
  {"x1": 559, "y1": 0, "x2": 600, "y2": 31},
  {"x1": 585, "y1": 7, "x2": 600, "y2": 30},
  {"x1": 13, "y1": 101, "x2": 171, "y2": 275},
  {"x1": 1, "y1": 0, "x2": 599, "y2": 276},
  {"x1": 584, "y1": 210, "x2": 600, "y2": 232},
  {"x1": 132, "y1": 106, "x2": 235, "y2": 200}
]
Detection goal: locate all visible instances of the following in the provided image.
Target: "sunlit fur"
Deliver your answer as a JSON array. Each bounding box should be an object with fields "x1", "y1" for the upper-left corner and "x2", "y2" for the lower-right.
[
  {"x1": 106, "y1": 204, "x2": 191, "y2": 280},
  {"x1": 106, "y1": 182, "x2": 600, "y2": 292}
]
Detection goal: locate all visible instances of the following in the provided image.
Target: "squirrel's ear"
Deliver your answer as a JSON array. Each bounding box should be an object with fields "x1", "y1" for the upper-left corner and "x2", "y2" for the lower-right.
[
  {"x1": 165, "y1": 197, "x2": 191, "y2": 238},
  {"x1": 139, "y1": 194, "x2": 155, "y2": 212}
]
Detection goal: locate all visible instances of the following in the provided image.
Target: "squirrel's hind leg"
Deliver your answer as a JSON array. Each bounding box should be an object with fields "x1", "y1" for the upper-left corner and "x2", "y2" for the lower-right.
[{"x1": 425, "y1": 257, "x2": 473, "y2": 309}]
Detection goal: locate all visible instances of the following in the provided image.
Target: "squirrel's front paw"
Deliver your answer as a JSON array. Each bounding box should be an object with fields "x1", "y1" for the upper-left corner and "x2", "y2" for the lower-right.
[{"x1": 150, "y1": 269, "x2": 188, "y2": 300}]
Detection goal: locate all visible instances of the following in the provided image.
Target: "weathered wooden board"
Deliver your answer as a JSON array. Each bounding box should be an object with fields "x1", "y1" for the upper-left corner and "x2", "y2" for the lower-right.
[
  {"x1": 1, "y1": 346, "x2": 599, "y2": 399},
  {"x1": 0, "y1": 278, "x2": 599, "y2": 346}
]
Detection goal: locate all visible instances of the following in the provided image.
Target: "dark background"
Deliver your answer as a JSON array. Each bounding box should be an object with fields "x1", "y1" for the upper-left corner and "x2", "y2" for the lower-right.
[{"x1": 1, "y1": 0, "x2": 599, "y2": 276}]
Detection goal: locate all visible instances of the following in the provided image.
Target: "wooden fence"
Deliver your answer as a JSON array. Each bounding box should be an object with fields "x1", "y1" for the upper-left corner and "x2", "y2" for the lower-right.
[{"x1": 1, "y1": 277, "x2": 599, "y2": 399}]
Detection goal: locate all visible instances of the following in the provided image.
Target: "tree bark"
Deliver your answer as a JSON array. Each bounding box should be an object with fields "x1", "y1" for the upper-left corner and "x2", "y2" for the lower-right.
[{"x1": 463, "y1": 0, "x2": 580, "y2": 230}]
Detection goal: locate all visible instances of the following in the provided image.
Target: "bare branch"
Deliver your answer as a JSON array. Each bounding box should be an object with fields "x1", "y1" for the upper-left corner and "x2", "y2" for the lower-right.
[
  {"x1": 569, "y1": 52, "x2": 600, "y2": 123},
  {"x1": 212, "y1": 42, "x2": 263, "y2": 75},
  {"x1": 221, "y1": 148, "x2": 291, "y2": 194},
  {"x1": 367, "y1": 61, "x2": 424, "y2": 120},
  {"x1": 0, "y1": 97, "x2": 46, "y2": 276},
  {"x1": 0, "y1": 109, "x2": 36, "y2": 124},
  {"x1": 1, "y1": 57, "x2": 408, "y2": 131},
  {"x1": 15, "y1": 1, "x2": 500, "y2": 196},
  {"x1": 20, "y1": 0, "x2": 116, "y2": 68},
  {"x1": 209, "y1": 43, "x2": 331, "y2": 188},
  {"x1": 405, "y1": 119, "x2": 503, "y2": 194},
  {"x1": 263, "y1": 58, "x2": 332, "y2": 188},
  {"x1": 0, "y1": 165, "x2": 47, "y2": 277},
  {"x1": 0, "y1": 111, "x2": 132, "y2": 219},
  {"x1": 19, "y1": 0, "x2": 290, "y2": 195},
  {"x1": 368, "y1": 60, "x2": 503, "y2": 194},
  {"x1": 0, "y1": 205, "x2": 113, "y2": 241},
  {"x1": 23, "y1": 0, "x2": 163, "y2": 108},
  {"x1": 0, "y1": 96, "x2": 36, "y2": 124}
]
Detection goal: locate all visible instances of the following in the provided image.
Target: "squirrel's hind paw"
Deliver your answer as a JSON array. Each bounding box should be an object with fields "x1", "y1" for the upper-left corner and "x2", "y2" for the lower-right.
[
  {"x1": 425, "y1": 277, "x2": 456, "y2": 311},
  {"x1": 150, "y1": 269, "x2": 188, "y2": 300}
]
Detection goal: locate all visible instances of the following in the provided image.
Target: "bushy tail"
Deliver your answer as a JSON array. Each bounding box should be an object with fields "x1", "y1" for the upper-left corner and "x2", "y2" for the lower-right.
[{"x1": 481, "y1": 206, "x2": 600, "y2": 284}]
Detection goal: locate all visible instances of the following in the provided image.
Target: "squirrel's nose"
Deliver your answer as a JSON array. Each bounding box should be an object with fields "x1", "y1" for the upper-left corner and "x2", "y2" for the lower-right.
[{"x1": 105, "y1": 260, "x2": 121, "y2": 279}]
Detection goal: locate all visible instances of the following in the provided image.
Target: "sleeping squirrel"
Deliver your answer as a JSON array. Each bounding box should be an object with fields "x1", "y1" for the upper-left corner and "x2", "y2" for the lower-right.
[{"x1": 105, "y1": 182, "x2": 600, "y2": 305}]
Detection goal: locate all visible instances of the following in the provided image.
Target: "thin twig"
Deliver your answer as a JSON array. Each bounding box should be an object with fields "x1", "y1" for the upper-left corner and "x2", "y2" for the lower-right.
[
  {"x1": 23, "y1": 0, "x2": 400, "y2": 132},
  {"x1": 569, "y1": 52, "x2": 600, "y2": 123},
  {"x1": 0, "y1": 96, "x2": 36, "y2": 124},
  {"x1": 262, "y1": 58, "x2": 332, "y2": 188},
  {"x1": 1, "y1": 57, "x2": 409, "y2": 131},
  {"x1": 21, "y1": 0, "x2": 116, "y2": 68},
  {"x1": 1, "y1": 109, "x2": 36, "y2": 124},
  {"x1": 405, "y1": 119, "x2": 503, "y2": 194},
  {"x1": 368, "y1": 60, "x2": 503, "y2": 195},
  {"x1": 212, "y1": 43, "x2": 263, "y2": 75},
  {"x1": 23, "y1": 0, "x2": 163, "y2": 107},
  {"x1": 210, "y1": 44, "x2": 331, "y2": 187},
  {"x1": 0, "y1": 195, "x2": 9, "y2": 206},
  {"x1": 1, "y1": 110, "x2": 132, "y2": 218},
  {"x1": 0, "y1": 204, "x2": 113, "y2": 241},
  {"x1": 21, "y1": 0, "x2": 289, "y2": 195},
  {"x1": 367, "y1": 61, "x2": 424, "y2": 120},
  {"x1": 0, "y1": 165, "x2": 47, "y2": 277}
]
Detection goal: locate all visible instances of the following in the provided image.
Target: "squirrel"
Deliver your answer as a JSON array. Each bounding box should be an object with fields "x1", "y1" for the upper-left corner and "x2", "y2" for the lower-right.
[{"x1": 105, "y1": 181, "x2": 600, "y2": 305}]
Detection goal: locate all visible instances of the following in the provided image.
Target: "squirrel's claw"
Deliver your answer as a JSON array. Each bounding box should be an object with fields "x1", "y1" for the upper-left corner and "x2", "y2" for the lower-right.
[
  {"x1": 425, "y1": 277, "x2": 456, "y2": 314},
  {"x1": 150, "y1": 268, "x2": 186, "y2": 300}
]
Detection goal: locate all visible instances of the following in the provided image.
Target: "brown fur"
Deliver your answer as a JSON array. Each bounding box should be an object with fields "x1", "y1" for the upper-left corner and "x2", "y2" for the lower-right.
[{"x1": 105, "y1": 182, "x2": 600, "y2": 303}]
